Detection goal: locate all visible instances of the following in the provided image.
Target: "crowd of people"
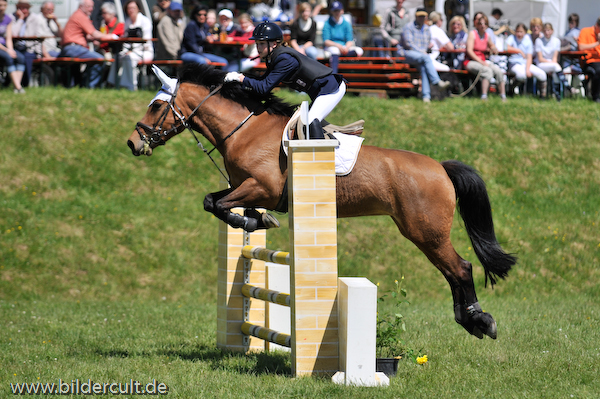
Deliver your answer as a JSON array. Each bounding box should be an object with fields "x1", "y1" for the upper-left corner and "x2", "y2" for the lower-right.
[
  {"x1": 380, "y1": 0, "x2": 600, "y2": 102},
  {"x1": 1, "y1": 0, "x2": 600, "y2": 103}
]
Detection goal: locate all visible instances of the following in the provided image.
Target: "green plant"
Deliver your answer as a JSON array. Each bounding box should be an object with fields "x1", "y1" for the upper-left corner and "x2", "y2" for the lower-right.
[{"x1": 376, "y1": 277, "x2": 409, "y2": 358}]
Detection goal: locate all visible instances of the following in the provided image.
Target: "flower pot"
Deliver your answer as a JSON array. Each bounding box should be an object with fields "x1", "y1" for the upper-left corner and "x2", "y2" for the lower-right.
[{"x1": 376, "y1": 357, "x2": 399, "y2": 376}]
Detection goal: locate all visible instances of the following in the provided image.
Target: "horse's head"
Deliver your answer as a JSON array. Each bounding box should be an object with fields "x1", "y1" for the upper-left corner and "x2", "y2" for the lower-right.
[{"x1": 127, "y1": 98, "x2": 188, "y2": 156}]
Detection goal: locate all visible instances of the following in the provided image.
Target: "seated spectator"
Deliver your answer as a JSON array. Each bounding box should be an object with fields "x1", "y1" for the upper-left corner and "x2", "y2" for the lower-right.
[
  {"x1": 26, "y1": 1, "x2": 61, "y2": 59},
  {"x1": 489, "y1": 8, "x2": 512, "y2": 37},
  {"x1": 577, "y1": 17, "x2": 600, "y2": 102},
  {"x1": 151, "y1": 0, "x2": 170, "y2": 39},
  {"x1": 154, "y1": 1, "x2": 184, "y2": 60},
  {"x1": 535, "y1": 22, "x2": 566, "y2": 99},
  {"x1": 206, "y1": 9, "x2": 219, "y2": 39},
  {"x1": 218, "y1": 9, "x2": 238, "y2": 36},
  {"x1": 379, "y1": 0, "x2": 409, "y2": 52},
  {"x1": 107, "y1": 0, "x2": 153, "y2": 91},
  {"x1": 428, "y1": 11, "x2": 453, "y2": 71},
  {"x1": 180, "y1": 4, "x2": 228, "y2": 68},
  {"x1": 448, "y1": 15, "x2": 467, "y2": 69},
  {"x1": 506, "y1": 22, "x2": 547, "y2": 98},
  {"x1": 322, "y1": 1, "x2": 363, "y2": 73},
  {"x1": 465, "y1": 12, "x2": 506, "y2": 101},
  {"x1": 58, "y1": 0, "x2": 115, "y2": 88},
  {"x1": 0, "y1": 0, "x2": 26, "y2": 93},
  {"x1": 290, "y1": 2, "x2": 318, "y2": 60},
  {"x1": 444, "y1": 0, "x2": 469, "y2": 31},
  {"x1": 529, "y1": 17, "x2": 542, "y2": 64},
  {"x1": 561, "y1": 12, "x2": 582, "y2": 88},
  {"x1": 307, "y1": 0, "x2": 326, "y2": 17},
  {"x1": 399, "y1": 7, "x2": 450, "y2": 102},
  {"x1": 97, "y1": 2, "x2": 124, "y2": 59},
  {"x1": 11, "y1": 0, "x2": 36, "y2": 87},
  {"x1": 226, "y1": 13, "x2": 259, "y2": 72}
]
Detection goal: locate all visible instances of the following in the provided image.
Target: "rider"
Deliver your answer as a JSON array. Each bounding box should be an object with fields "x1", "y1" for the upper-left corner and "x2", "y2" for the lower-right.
[{"x1": 223, "y1": 21, "x2": 346, "y2": 139}]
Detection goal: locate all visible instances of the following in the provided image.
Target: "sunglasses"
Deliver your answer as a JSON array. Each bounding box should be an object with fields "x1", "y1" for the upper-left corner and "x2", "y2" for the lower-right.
[{"x1": 197, "y1": 12, "x2": 207, "y2": 16}]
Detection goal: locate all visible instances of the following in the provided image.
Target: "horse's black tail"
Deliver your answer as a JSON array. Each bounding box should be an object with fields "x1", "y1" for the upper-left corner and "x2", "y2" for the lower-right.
[{"x1": 441, "y1": 160, "x2": 517, "y2": 287}]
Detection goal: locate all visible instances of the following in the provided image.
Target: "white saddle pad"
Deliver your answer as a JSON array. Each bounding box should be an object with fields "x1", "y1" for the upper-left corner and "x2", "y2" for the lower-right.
[{"x1": 282, "y1": 110, "x2": 364, "y2": 176}]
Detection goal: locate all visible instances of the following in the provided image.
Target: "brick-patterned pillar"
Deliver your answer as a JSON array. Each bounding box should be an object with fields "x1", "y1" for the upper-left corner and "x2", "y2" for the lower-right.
[
  {"x1": 287, "y1": 140, "x2": 339, "y2": 377},
  {"x1": 216, "y1": 177, "x2": 266, "y2": 352}
]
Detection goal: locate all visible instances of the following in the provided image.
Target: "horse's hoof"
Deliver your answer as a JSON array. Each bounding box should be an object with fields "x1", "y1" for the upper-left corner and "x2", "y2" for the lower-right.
[
  {"x1": 485, "y1": 319, "x2": 497, "y2": 339},
  {"x1": 262, "y1": 213, "x2": 280, "y2": 229}
]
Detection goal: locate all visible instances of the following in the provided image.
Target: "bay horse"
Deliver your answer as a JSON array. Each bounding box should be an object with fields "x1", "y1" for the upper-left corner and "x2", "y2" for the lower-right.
[{"x1": 127, "y1": 64, "x2": 516, "y2": 340}]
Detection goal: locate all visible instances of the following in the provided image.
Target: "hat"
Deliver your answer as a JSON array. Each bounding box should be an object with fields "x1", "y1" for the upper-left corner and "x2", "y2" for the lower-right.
[
  {"x1": 169, "y1": 2, "x2": 183, "y2": 11},
  {"x1": 218, "y1": 9, "x2": 233, "y2": 19},
  {"x1": 16, "y1": 0, "x2": 31, "y2": 8},
  {"x1": 415, "y1": 8, "x2": 428, "y2": 17},
  {"x1": 330, "y1": 1, "x2": 343, "y2": 11}
]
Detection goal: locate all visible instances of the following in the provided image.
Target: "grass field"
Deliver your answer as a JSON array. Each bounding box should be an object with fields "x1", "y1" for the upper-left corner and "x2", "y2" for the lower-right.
[{"x1": 1, "y1": 87, "x2": 599, "y2": 398}]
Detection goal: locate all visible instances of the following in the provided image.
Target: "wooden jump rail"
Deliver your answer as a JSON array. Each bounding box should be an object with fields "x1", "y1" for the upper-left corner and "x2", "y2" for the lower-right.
[{"x1": 241, "y1": 245, "x2": 290, "y2": 265}]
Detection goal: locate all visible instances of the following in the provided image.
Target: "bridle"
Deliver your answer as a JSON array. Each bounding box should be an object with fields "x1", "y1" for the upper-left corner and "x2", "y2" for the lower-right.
[{"x1": 135, "y1": 81, "x2": 255, "y2": 185}]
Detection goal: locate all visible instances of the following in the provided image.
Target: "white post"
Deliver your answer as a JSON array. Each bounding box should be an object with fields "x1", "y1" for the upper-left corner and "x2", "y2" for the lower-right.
[{"x1": 332, "y1": 277, "x2": 389, "y2": 387}]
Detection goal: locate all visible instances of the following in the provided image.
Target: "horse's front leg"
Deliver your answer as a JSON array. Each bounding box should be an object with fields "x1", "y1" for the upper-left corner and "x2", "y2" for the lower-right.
[{"x1": 204, "y1": 181, "x2": 280, "y2": 232}]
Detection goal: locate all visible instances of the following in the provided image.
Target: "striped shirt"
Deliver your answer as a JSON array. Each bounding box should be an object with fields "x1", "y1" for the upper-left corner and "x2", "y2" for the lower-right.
[{"x1": 399, "y1": 21, "x2": 431, "y2": 56}]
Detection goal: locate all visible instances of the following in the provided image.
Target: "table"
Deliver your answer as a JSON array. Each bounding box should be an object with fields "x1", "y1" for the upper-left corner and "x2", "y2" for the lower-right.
[
  {"x1": 100, "y1": 37, "x2": 155, "y2": 89},
  {"x1": 209, "y1": 38, "x2": 253, "y2": 70}
]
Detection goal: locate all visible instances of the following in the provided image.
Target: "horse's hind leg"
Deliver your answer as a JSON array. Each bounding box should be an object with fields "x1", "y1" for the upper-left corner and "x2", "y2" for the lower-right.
[
  {"x1": 397, "y1": 216, "x2": 498, "y2": 339},
  {"x1": 422, "y1": 242, "x2": 498, "y2": 339}
]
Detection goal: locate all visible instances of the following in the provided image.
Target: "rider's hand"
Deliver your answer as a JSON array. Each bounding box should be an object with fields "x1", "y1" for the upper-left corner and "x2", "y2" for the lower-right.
[{"x1": 224, "y1": 72, "x2": 243, "y2": 83}]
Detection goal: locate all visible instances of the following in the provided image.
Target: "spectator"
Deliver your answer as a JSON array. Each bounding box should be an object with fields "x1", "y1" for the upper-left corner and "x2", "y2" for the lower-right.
[
  {"x1": 290, "y1": 2, "x2": 318, "y2": 60},
  {"x1": 561, "y1": 13, "x2": 582, "y2": 88},
  {"x1": 444, "y1": 0, "x2": 469, "y2": 30},
  {"x1": 97, "y1": 2, "x2": 124, "y2": 59},
  {"x1": 155, "y1": 1, "x2": 184, "y2": 60},
  {"x1": 11, "y1": 0, "x2": 35, "y2": 86},
  {"x1": 489, "y1": 8, "x2": 512, "y2": 37},
  {"x1": 226, "y1": 13, "x2": 259, "y2": 72},
  {"x1": 307, "y1": 0, "x2": 326, "y2": 17},
  {"x1": 218, "y1": 9, "x2": 238, "y2": 36},
  {"x1": 535, "y1": 22, "x2": 565, "y2": 99},
  {"x1": 529, "y1": 17, "x2": 542, "y2": 63},
  {"x1": 399, "y1": 7, "x2": 450, "y2": 102},
  {"x1": 577, "y1": 17, "x2": 600, "y2": 102},
  {"x1": 380, "y1": 0, "x2": 409, "y2": 49},
  {"x1": 23, "y1": 2, "x2": 61, "y2": 60},
  {"x1": 465, "y1": 12, "x2": 506, "y2": 101},
  {"x1": 506, "y1": 22, "x2": 547, "y2": 98},
  {"x1": 107, "y1": 0, "x2": 153, "y2": 91},
  {"x1": 0, "y1": 0, "x2": 26, "y2": 93},
  {"x1": 58, "y1": 0, "x2": 115, "y2": 88},
  {"x1": 180, "y1": 4, "x2": 228, "y2": 67},
  {"x1": 151, "y1": 0, "x2": 170, "y2": 38},
  {"x1": 223, "y1": 22, "x2": 345, "y2": 140},
  {"x1": 206, "y1": 9, "x2": 219, "y2": 39},
  {"x1": 322, "y1": 1, "x2": 363, "y2": 73},
  {"x1": 428, "y1": 11, "x2": 453, "y2": 71},
  {"x1": 448, "y1": 15, "x2": 467, "y2": 69}
]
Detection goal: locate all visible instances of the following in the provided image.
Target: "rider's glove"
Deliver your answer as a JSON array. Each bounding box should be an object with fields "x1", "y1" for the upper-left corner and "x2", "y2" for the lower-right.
[{"x1": 224, "y1": 72, "x2": 243, "y2": 83}]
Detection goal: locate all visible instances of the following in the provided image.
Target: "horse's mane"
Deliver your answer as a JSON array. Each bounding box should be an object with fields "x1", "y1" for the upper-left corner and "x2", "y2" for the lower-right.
[{"x1": 177, "y1": 63, "x2": 297, "y2": 117}]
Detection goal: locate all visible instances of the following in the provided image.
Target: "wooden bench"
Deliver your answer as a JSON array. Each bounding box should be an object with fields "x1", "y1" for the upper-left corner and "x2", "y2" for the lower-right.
[{"x1": 33, "y1": 57, "x2": 110, "y2": 87}]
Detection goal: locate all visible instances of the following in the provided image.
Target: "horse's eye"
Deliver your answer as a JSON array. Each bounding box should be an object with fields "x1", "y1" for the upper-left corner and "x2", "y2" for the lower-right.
[{"x1": 151, "y1": 102, "x2": 163, "y2": 112}]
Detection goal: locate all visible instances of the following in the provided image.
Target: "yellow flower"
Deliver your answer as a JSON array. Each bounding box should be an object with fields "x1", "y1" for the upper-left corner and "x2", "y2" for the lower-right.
[{"x1": 417, "y1": 355, "x2": 428, "y2": 365}]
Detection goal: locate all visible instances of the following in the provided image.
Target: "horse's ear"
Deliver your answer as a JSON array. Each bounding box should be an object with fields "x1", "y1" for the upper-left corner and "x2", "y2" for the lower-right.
[{"x1": 152, "y1": 65, "x2": 178, "y2": 94}]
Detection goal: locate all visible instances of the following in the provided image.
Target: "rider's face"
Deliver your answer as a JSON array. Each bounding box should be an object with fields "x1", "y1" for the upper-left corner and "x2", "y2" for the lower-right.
[{"x1": 256, "y1": 41, "x2": 276, "y2": 60}]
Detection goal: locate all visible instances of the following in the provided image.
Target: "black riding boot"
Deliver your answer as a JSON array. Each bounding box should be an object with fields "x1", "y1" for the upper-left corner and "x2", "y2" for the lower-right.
[{"x1": 308, "y1": 119, "x2": 324, "y2": 139}]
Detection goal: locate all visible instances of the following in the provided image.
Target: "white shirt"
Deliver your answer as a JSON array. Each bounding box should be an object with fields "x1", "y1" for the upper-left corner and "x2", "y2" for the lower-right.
[
  {"x1": 429, "y1": 24, "x2": 450, "y2": 60},
  {"x1": 124, "y1": 12, "x2": 153, "y2": 54},
  {"x1": 535, "y1": 36, "x2": 560, "y2": 63}
]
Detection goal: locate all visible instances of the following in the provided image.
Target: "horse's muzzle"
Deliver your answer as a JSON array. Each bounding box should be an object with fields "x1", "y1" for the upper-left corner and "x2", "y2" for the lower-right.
[{"x1": 127, "y1": 137, "x2": 153, "y2": 157}]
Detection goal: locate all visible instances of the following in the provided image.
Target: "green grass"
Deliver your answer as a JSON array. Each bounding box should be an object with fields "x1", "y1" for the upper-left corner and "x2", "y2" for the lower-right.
[{"x1": 1, "y1": 87, "x2": 599, "y2": 398}]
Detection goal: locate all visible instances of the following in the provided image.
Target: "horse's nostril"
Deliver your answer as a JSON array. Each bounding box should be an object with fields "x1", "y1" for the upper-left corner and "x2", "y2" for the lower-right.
[{"x1": 127, "y1": 140, "x2": 140, "y2": 156}]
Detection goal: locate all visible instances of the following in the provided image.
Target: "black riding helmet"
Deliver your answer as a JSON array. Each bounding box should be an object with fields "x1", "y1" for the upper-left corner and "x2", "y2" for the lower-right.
[{"x1": 250, "y1": 22, "x2": 283, "y2": 42}]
